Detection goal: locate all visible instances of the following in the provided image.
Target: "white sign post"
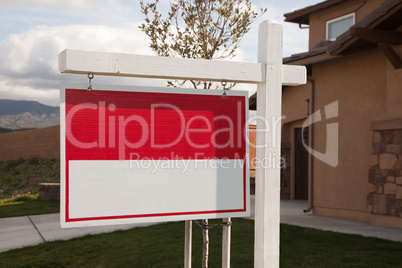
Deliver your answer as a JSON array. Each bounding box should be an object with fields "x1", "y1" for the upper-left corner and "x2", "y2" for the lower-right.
[
  {"x1": 59, "y1": 20, "x2": 306, "y2": 267},
  {"x1": 255, "y1": 21, "x2": 283, "y2": 268}
]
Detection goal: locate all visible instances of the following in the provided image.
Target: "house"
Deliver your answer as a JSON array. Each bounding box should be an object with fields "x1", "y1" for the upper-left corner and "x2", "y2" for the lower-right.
[{"x1": 249, "y1": 0, "x2": 402, "y2": 229}]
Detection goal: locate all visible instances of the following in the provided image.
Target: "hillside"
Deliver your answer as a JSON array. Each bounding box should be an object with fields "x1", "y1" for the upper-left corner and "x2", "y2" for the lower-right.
[
  {"x1": 0, "y1": 100, "x2": 59, "y2": 129},
  {"x1": 0, "y1": 127, "x2": 14, "y2": 134}
]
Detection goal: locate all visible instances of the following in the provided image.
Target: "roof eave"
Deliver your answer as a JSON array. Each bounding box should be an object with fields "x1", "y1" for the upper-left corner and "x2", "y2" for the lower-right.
[
  {"x1": 284, "y1": 0, "x2": 346, "y2": 24},
  {"x1": 284, "y1": 53, "x2": 339, "y2": 66}
]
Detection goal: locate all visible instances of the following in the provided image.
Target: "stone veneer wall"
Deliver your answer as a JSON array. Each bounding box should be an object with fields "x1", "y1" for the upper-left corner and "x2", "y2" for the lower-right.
[
  {"x1": 368, "y1": 119, "x2": 402, "y2": 217},
  {"x1": 38, "y1": 183, "x2": 60, "y2": 201}
]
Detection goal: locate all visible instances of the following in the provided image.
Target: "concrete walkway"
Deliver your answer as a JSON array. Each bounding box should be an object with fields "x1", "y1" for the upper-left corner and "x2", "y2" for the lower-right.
[
  {"x1": 1, "y1": 199, "x2": 402, "y2": 253},
  {"x1": 0, "y1": 214, "x2": 158, "y2": 253},
  {"x1": 250, "y1": 198, "x2": 402, "y2": 243}
]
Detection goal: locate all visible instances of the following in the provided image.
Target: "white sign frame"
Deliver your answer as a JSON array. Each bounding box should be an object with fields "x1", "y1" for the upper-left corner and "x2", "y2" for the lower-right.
[{"x1": 59, "y1": 20, "x2": 307, "y2": 268}]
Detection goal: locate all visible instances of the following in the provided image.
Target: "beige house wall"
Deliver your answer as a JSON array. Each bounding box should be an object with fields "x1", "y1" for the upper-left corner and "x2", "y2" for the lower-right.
[
  {"x1": 282, "y1": 84, "x2": 310, "y2": 127},
  {"x1": 386, "y1": 45, "x2": 402, "y2": 118},
  {"x1": 309, "y1": 0, "x2": 384, "y2": 49},
  {"x1": 282, "y1": 43, "x2": 402, "y2": 228},
  {"x1": 281, "y1": 83, "x2": 310, "y2": 144},
  {"x1": 312, "y1": 49, "x2": 387, "y2": 222}
]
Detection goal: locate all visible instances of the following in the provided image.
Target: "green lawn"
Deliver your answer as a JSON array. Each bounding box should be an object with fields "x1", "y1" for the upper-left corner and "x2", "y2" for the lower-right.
[
  {"x1": 0, "y1": 194, "x2": 59, "y2": 218},
  {"x1": 1, "y1": 219, "x2": 402, "y2": 267}
]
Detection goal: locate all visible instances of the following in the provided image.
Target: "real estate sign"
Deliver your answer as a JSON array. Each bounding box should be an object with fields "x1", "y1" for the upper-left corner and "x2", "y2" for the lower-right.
[{"x1": 60, "y1": 83, "x2": 249, "y2": 228}]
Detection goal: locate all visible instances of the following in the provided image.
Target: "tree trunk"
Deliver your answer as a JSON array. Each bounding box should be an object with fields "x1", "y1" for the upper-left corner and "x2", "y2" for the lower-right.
[{"x1": 202, "y1": 219, "x2": 209, "y2": 268}]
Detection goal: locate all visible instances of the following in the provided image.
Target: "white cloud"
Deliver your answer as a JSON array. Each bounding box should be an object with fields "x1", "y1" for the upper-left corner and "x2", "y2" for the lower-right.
[
  {"x1": 0, "y1": 0, "x2": 321, "y2": 106},
  {"x1": 0, "y1": 0, "x2": 92, "y2": 9},
  {"x1": 0, "y1": 24, "x2": 157, "y2": 106},
  {"x1": 0, "y1": 80, "x2": 60, "y2": 106}
]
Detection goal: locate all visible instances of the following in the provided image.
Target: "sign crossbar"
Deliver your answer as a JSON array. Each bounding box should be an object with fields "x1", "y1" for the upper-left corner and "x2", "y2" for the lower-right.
[{"x1": 59, "y1": 49, "x2": 305, "y2": 86}]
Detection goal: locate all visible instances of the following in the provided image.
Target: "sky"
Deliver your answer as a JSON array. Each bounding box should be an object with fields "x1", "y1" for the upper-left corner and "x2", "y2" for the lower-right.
[{"x1": 0, "y1": 0, "x2": 320, "y2": 107}]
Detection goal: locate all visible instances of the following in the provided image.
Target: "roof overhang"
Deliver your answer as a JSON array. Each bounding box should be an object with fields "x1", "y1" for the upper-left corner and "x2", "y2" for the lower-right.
[
  {"x1": 284, "y1": 0, "x2": 346, "y2": 25},
  {"x1": 283, "y1": 47, "x2": 339, "y2": 65},
  {"x1": 284, "y1": 0, "x2": 402, "y2": 67}
]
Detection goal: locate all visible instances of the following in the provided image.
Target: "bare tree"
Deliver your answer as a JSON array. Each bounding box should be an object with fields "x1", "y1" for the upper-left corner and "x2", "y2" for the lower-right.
[
  {"x1": 140, "y1": 0, "x2": 265, "y2": 89},
  {"x1": 140, "y1": 1, "x2": 265, "y2": 267}
]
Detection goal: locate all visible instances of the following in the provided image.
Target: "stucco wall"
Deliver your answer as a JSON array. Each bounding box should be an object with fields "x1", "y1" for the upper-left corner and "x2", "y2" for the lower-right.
[
  {"x1": 281, "y1": 83, "x2": 310, "y2": 144},
  {"x1": 312, "y1": 49, "x2": 388, "y2": 222},
  {"x1": 386, "y1": 45, "x2": 402, "y2": 118},
  {"x1": 0, "y1": 125, "x2": 60, "y2": 161},
  {"x1": 282, "y1": 84, "x2": 310, "y2": 126}
]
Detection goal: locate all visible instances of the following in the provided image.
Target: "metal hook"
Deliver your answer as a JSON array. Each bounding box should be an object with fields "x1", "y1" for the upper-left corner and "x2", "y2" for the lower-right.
[
  {"x1": 88, "y1": 73, "x2": 94, "y2": 92},
  {"x1": 222, "y1": 81, "x2": 228, "y2": 97}
]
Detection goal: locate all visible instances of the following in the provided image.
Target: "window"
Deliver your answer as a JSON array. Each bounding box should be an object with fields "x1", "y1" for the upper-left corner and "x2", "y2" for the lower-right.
[{"x1": 326, "y1": 13, "x2": 355, "y2": 40}]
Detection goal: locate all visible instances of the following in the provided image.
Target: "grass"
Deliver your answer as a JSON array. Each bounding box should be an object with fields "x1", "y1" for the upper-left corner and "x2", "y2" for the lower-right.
[
  {"x1": 0, "y1": 194, "x2": 59, "y2": 218},
  {"x1": 1, "y1": 219, "x2": 402, "y2": 267},
  {"x1": 280, "y1": 224, "x2": 402, "y2": 267}
]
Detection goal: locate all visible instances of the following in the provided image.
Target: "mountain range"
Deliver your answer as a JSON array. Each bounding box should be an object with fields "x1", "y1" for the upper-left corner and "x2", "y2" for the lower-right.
[{"x1": 0, "y1": 99, "x2": 59, "y2": 130}]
